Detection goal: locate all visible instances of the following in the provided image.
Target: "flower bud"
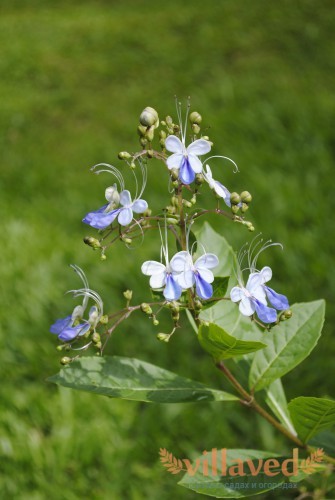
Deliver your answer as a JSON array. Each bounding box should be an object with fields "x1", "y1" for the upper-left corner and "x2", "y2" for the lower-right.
[
  {"x1": 231, "y1": 205, "x2": 239, "y2": 214},
  {"x1": 118, "y1": 151, "x2": 132, "y2": 160},
  {"x1": 92, "y1": 332, "x2": 101, "y2": 344},
  {"x1": 145, "y1": 126, "x2": 155, "y2": 142},
  {"x1": 123, "y1": 238, "x2": 132, "y2": 245},
  {"x1": 189, "y1": 111, "x2": 202, "y2": 125},
  {"x1": 94, "y1": 341, "x2": 102, "y2": 349},
  {"x1": 166, "y1": 217, "x2": 179, "y2": 225},
  {"x1": 170, "y1": 168, "x2": 179, "y2": 181},
  {"x1": 195, "y1": 173, "x2": 204, "y2": 184},
  {"x1": 190, "y1": 195, "x2": 196, "y2": 205},
  {"x1": 240, "y1": 191, "x2": 252, "y2": 203},
  {"x1": 99, "y1": 315, "x2": 108, "y2": 324},
  {"x1": 140, "y1": 107, "x2": 159, "y2": 128},
  {"x1": 60, "y1": 356, "x2": 72, "y2": 365},
  {"x1": 248, "y1": 225, "x2": 255, "y2": 232},
  {"x1": 230, "y1": 192, "x2": 241, "y2": 205},
  {"x1": 241, "y1": 202, "x2": 249, "y2": 213},
  {"x1": 123, "y1": 289, "x2": 133, "y2": 301},
  {"x1": 105, "y1": 185, "x2": 120, "y2": 207},
  {"x1": 182, "y1": 200, "x2": 192, "y2": 208},
  {"x1": 141, "y1": 303, "x2": 153, "y2": 315},
  {"x1": 146, "y1": 149, "x2": 154, "y2": 158},
  {"x1": 100, "y1": 253, "x2": 107, "y2": 261},
  {"x1": 201, "y1": 135, "x2": 210, "y2": 141},
  {"x1": 83, "y1": 236, "x2": 101, "y2": 249},
  {"x1": 194, "y1": 300, "x2": 203, "y2": 311},
  {"x1": 171, "y1": 195, "x2": 179, "y2": 207},
  {"x1": 137, "y1": 124, "x2": 147, "y2": 137},
  {"x1": 192, "y1": 124, "x2": 200, "y2": 134},
  {"x1": 140, "y1": 137, "x2": 148, "y2": 147},
  {"x1": 143, "y1": 208, "x2": 152, "y2": 217},
  {"x1": 165, "y1": 116, "x2": 173, "y2": 126},
  {"x1": 157, "y1": 333, "x2": 170, "y2": 342},
  {"x1": 280, "y1": 309, "x2": 292, "y2": 321},
  {"x1": 130, "y1": 162, "x2": 136, "y2": 169},
  {"x1": 172, "y1": 312, "x2": 180, "y2": 321},
  {"x1": 153, "y1": 319, "x2": 159, "y2": 326},
  {"x1": 159, "y1": 130, "x2": 166, "y2": 139}
]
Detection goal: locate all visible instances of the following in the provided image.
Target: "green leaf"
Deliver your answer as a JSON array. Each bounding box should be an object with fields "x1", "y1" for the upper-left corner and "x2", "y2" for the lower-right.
[
  {"x1": 178, "y1": 448, "x2": 301, "y2": 498},
  {"x1": 309, "y1": 430, "x2": 335, "y2": 456},
  {"x1": 198, "y1": 323, "x2": 267, "y2": 360},
  {"x1": 288, "y1": 397, "x2": 335, "y2": 443},
  {"x1": 202, "y1": 277, "x2": 230, "y2": 310},
  {"x1": 249, "y1": 300, "x2": 325, "y2": 392},
  {"x1": 263, "y1": 379, "x2": 296, "y2": 436},
  {"x1": 47, "y1": 355, "x2": 238, "y2": 403}
]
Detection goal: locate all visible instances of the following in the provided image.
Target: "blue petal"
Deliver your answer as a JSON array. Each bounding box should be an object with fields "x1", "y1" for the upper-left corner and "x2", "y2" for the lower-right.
[
  {"x1": 195, "y1": 273, "x2": 213, "y2": 300},
  {"x1": 179, "y1": 157, "x2": 195, "y2": 185},
  {"x1": 254, "y1": 299, "x2": 277, "y2": 323},
  {"x1": 58, "y1": 322, "x2": 90, "y2": 342},
  {"x1": 83, "y1": 205, "x2": 120, "y2": 229},
  {"x1": 264, "y1": 286, "x2": 289, "y2": 311},
  {"x1": 163, "y1": 274, "x2": 182, "y2": 301},
  {"x1": 50, "y1": 315, "x2": 72, "y2": 335}
]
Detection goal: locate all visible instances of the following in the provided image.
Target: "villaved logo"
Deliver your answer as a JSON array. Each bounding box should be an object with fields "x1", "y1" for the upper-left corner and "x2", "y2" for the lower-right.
[{"x1": 159, "y1": 447, "x2": 324, "y2": 478}]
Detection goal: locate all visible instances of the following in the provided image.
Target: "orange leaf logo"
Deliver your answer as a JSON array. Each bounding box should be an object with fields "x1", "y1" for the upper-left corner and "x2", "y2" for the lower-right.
[{"x1": 159, "y1": 448, "x2": 185, "y2": 475}]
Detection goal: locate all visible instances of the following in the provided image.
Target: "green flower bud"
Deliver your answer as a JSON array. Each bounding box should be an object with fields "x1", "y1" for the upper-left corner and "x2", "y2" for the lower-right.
[
  {"x1": 248, "y1": 225, "x2": 255, "y2": 232},
  {"x1": 153, "y1": 319, "x2": 159, "y2": 326},
  {"x1": 140, "y1": 107, "x2": 159, "y2": 128},
  {"x1": 172, "y1": 312, "x2": 180, "y2": 321},
  {"x1": 92, "y1": 332, "x2": 101, "y2": 344},
  {"x1": 143, "y1": 208, "x2": 152, "y2": 217},
  {"x1": 241, "y1": 202, "x2": 249, "y2": 213},
  {"x1": 130, "y1": 162, "x2": 136, "y2": 169},
  {"x1": 194, "y1": 300, "x2": 203, "y2": 310},
  {"x1": 157, "y1": 333, "x2": 170, "y2": 342},
  {"x1": 123, "y1": 238, "x2": 132, "y2": 245},
  {"x1": 170, "y1": 168, "x2": 179, "y2": 181},
  {"x1": 240, "y1": 191, "x2": 252, "y2": 203},
  {"x1": 280, "y1": 309, "x2": 292, "y2": 320},
  {"x1": 83, "y1": 236, "x2": 101, "y2": 249},
  {"x1": 140, "y1": 137, "x2": 148, "y2": 147},
  {"x1": 99, "y1": 315, "x2": 108, "y2": 324},
  {"x1": 159, "y1": 130, "x2": 166, "y2": 139},
  {"x1": 171, "y1": 195, "x2": 179, "y2": 207},
  {"x1": 182, "y1": 200, "x2": 192, "y2": 208},
  {"x1": 201, "y1": 135, "x2": 210, "y2": 140},
  {"x1": 145, "y1": 126, "x2": 155, "y2": 142},
  {"x1": 189, "y1": 111, "x2": 202, "y2": 125},
  {"x1": 165, "y1": 116, "x2": 173, "y2": 126},
  {"x1": 230, "y1": 192, "x2": 241, "y2": 205},
  {"x1": 231, "y1": 204, "x2": 240, "y2": 214},
  {"x1": 118, "y1": 151, "x2": 132, "y2": 160},
  {"x1": 192, "y1": 123, "x2": 200, "y2": 134},
  {"x1": 123, "y1": 289, "x2": 133, "y2": 301},
  {"x1": 141, "y1": 303, "x2": 153, "y2": 315},
  {"x1": 60, "y1": 356, "x2": 72, "y2": 365},
  {"x1": 137, "y1": 124, "x2": 147, "y2": 137},
  {"x1": 166, "y1": 217, "x2": 179, "y2": 225},
  {"x1": 195, "y1": 173, "x2": 204, "y2": 184},
  {"x1": 165, "y1": 205, "x2": 176, "y2": 214},
  {"x1": 95, "y1": 341, "x2": 102, "y2": 349},
  {"x1": 190, "y1": 195, "x2": 196, "y2": 205},
  {"x1": 100, "y1": 253, "x2": 107, "y2": 261}
]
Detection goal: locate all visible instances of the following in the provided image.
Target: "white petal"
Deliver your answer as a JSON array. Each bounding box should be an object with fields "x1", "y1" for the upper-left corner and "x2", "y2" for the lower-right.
[
  {"x1": 260, "y1": 266, "x2": 272, "y2": 284},
  {"x1": 132, "y1": 199, "x2": 148, "y2": 213},
  {"x1": 118, "y1": 208, "x2": 133, "y2": 226},
  {"x1": 166, "y1": 152, "x2": 183, "y2": 170},
  {"x1": 188, "y1": 154, "x2": 203, "y2": 173},
  {"x1": 120, "y1": 190, "x2": 132, "y2": 206},
  {"x1": 253, "y1": 286, "x2": 267, "y2": 304},
  {"x1": 141, "y1": 261, "x2": 166, "y2": 276},
  {"x1": 230, "y1": 286, "x2": 244, "y2": 303},
  {"x1": 239, "y1": 296, "x2": 255, "y2": 317},
  {"x1": 214, "y1": 182, "x2": 230, "y2": 200},
  {"x1": 187, "y1": 139, "x2": 211, "y2": 156},
  {"x1": 165, "y1": 135, "x2": 183, "y2": 154},
  {"x1": 246, "y1": 272, "x2": 264, "y2": 294},
  {"x1": 195, "y1": 253, "x2": 219, "y2": 270},
  {"x1": 176, "y1": 269, "x2": 194, "y2": 289},
  {"x1": 150, "y1": 272, "x2": 166, "y2": 289},
  {"x1": 198, "y1": 268, "x2": 214, "y2": 283},
  {"x1": 170, "y1": 251, "x2": 192, "y2": 273},
  {"x1": 205, "y1": 164, "x2": 213, "y2": 178}
]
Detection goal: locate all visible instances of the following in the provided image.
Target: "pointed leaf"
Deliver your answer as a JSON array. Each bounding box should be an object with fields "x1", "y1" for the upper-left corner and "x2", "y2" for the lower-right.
[
  {"x1": 288, "y1": 397, "x2": 335, "y2": 443},
  {"x1": 198, "y1": 323, "x2": 267, "y2": 360},
  {"x1": 48, "y1": 355, "x2": 238, "y2": 403},
  {"x1": 202, "y1": 277, "x2": 230, "y2": 310},
  {"x1": 263, "y1": 379, "x2": 297, "y2": 436},
  {"x1": 249, "y1": 300, "x2": 325, "y2": 391}
]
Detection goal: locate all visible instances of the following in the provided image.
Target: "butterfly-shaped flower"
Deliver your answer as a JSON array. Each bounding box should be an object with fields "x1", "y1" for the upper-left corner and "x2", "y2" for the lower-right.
[
  {"x1": 165, "y1": 135, "x2": 211, "y2": 185},
  {"x1": 170, "y1": 251, "x2": 219, "y2": 300},
  {"x1": 255, "y1": 266, "x2": 289, "y2": 311},
  {"x1": 83, "y1": 189, "x2": 148, "y2": 230},
  {"x1": 141, "y1": 259, "x2": 183, "y2": 301},
  {"x1": 203, "y1": 164, "x2": 232, "y2": 207},
  {"x1": 230, "y1": 271, "x2": 278, "y2": 324},
  {"x1": 50, "y1": 266, "x2": 103, "y2": 342}
]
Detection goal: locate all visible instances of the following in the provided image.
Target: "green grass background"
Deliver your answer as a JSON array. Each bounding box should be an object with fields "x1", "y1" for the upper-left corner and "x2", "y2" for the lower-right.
[{"x1": 1, "y1": 0, "x2": 334, "y2": 498}]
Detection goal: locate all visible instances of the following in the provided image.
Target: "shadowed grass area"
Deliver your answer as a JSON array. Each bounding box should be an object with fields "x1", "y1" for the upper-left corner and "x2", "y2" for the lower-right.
[{"x1": 1, "y1": 1, "x2": 334, "y2": 498}]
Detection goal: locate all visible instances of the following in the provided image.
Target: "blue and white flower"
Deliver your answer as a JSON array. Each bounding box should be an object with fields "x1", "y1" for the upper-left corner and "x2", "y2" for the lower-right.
[
  {"x1": 230, "y1": 236, "x2": 289, "y2": 323},
  {"x1": 83, "y1": 162, "x2": 148, "y2": 230},
  {"x1": 203, "y1": 164, "x2": 232, "y2": 207},
  {"x1": 171, "y1": 250, "x2": 219, "y2": 300},
  {"x1": 50, "y1": 265, "x2": 103, "y2": 342},
  {"x1": 141, "y1": 259, "x2": 182, "y2": 301},
  {"x1": 164, "y1": 100, "x2": 211, "y2": 185},
  {"x1": 165, "y1": 135, "x2": 211, "y2": 185}
]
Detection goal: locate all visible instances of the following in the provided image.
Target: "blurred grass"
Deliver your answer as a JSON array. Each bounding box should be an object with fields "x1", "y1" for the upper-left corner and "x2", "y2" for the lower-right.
[{"x1": 0, "y1": 0, "x2": 334, "y2": 498}]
